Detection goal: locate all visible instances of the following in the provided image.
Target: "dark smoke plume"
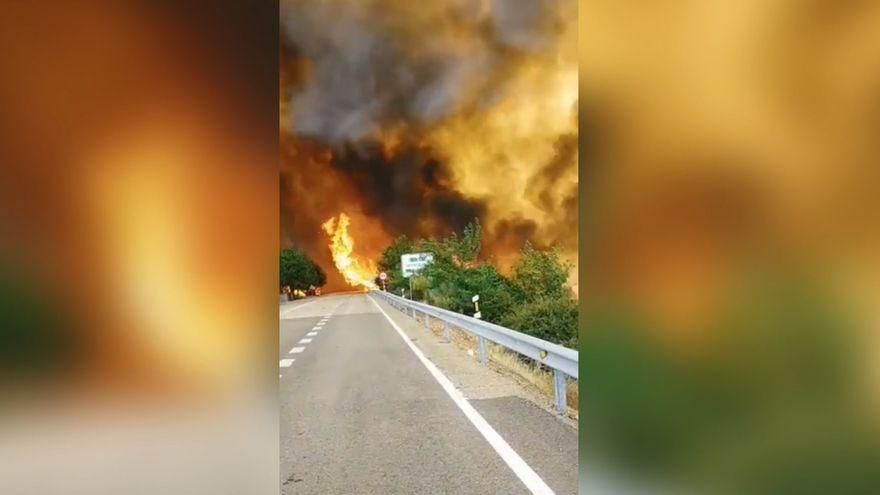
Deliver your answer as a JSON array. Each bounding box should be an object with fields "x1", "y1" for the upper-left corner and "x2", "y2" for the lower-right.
[
  {"x1": 279, "y1": 0, "x2": 578, "y2": 289},
  {"x1": 280, "y1": 0, "x2": 563, "y2": 143}
]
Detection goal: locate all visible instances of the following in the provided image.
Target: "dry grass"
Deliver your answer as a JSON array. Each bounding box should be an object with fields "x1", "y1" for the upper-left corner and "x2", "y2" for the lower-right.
[{"x1": 416, "y1": 312, "x2": 579, "y2": 419}]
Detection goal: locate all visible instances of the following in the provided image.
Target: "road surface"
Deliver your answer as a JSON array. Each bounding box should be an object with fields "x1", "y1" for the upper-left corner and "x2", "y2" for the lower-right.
[{"x1": 279, "y1": 293, "x2": 577, "y2": 494}]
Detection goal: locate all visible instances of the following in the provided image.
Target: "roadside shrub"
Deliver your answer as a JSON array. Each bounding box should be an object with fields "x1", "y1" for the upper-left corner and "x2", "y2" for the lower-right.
[{"x1": 501, "y1": 296, "x2": 579, "y2": 348}]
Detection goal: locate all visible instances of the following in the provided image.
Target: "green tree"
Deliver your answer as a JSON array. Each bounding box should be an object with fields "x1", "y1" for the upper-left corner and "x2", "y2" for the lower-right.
[
  {"x1": 280, "y1": 248, "x2": 324, "y2": 290},
  {"x1": 509, "y1": 242, "x2": 572, "y2": 300},
  {"x1": 442, "y1": 219, "x2": 481, "y2": 265},
  {"x1": 377, "y1": 235, "x2": 413, "y2": 293},
  {"x1": 374, "y1": 219, "x2": 579, "y2": 348},
  {"x1": 502, "y1": 244, "x2": 578, "y2": 347},
  {"x1": 310, "y1": 260, "x2": 327, "y2": 287},
  {"x1": 442, "y1": 264, "x2": 516, "y2": 320},
  {"x1": 417, "y1": 221, "x2": 513, "y2": 319}
]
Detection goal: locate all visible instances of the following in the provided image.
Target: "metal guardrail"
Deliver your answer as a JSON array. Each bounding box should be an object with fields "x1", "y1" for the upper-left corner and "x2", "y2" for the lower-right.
[{"x1": 371, "y1": 290, "x2": 578, "y2": 414}]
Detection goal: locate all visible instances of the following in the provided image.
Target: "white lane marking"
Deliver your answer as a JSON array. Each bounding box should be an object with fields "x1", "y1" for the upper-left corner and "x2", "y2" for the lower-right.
[
  {"x1": 298, "y1": 338, "x2": 313, "y2": 344},
  {"x1": 289, "y1": 347, "x2": 305, "y2": 354},
  {"x1": 311, "y1": 327, "x2": 321, "y2": 332},
  {"x1": 368, "y1": 296, "x2": 556, "y2": 495},
  {"x1": 280, "y1": 300, "x2": 317, "y2": 318},
  {"x1": 315, "y1": 323, "x2": 325, "y2": 327},
  {"x1": 307, "y1": 332, "x2": 318, "y2": 337},
  {"x1": 279, "y1": 358, "x2": 295, "y2": 367}
]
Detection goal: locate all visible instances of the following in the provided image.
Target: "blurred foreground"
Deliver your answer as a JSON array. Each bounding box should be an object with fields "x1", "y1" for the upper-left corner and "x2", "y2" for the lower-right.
[
  {"x1": 0, "y1": 2, "x2": 278, "y2": 493},
  {"x1": 581, "y1": 1, "x2": 880, "y2": 493}
]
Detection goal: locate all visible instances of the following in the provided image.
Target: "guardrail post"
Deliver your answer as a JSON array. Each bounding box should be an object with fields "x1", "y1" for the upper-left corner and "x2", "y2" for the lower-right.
[
  {"x1": 477, "y1": 336, "x2": 487, "y2": 365},
  {"x1": 442, "y1": 321, "x2": 450, "y2": 343},
  {"x1": 553, "y1": 369, "x2": 567, "y2": 414},
  {"x1": 424, "y1": 314, "x2": 430, "y2": 330}
]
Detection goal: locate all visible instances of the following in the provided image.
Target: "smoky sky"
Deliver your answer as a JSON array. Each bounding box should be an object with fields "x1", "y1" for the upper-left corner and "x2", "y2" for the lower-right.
[
  {"x1": 279, "y1": 0, "x2": 577, "y2": 278},
  {"x1": 279, "y1": 0, "x2": 565, "y2": 144},
  {"x1": 329, "y1": 141, "x2": 486, "y2": 237}
]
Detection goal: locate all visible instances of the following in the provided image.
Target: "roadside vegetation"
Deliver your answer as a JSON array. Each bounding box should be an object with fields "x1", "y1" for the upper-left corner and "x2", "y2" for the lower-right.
[
  {"x1": 280, "y1": 248, "x2": 326, "y2": 299},
  {"x1": 376, "y1": 220, "x2": 578, "y2": 349}
]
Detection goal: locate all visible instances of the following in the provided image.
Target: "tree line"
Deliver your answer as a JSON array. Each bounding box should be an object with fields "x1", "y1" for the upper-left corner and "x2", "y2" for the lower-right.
[
  {"x1": 376, "y1": 220, "x2": 578, "y2": 348},
  {"x1": 280, "y1": 248, "x2": 326, "y2": 294}
]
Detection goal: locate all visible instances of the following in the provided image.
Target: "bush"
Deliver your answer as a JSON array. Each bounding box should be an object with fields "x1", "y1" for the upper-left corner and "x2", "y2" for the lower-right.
[
  {"x1": 509, "y1": 242, "x2": 573, "y2": 300},
  {"x1": 425, "y1": 263, "x2": 516, "y2": 320},
  {"x1": 501, "y1": 296, "x2": 579, "y2": 348},
  {"x1": 376, "y1": 219, "x2": 579, "y2": 347}
]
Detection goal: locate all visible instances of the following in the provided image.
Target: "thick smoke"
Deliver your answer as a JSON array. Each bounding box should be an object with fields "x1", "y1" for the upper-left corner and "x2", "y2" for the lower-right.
[
  {"x1": 281, "y1": 0, "x2": 562, "y2": 143},
  {"x1": 328, "y1": 142, "x2": 486, "y2": 236},
  {"x1": 279, "y1": 0, "x2": 578, "y2": 289}
]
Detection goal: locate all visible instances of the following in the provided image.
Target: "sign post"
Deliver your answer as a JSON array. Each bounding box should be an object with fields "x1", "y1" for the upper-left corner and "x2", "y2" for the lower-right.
[
  {"x1": 379, "y1": 272, "x2": 387, "y2": 291},
  {"x1": 400, "y1": 252, "x2": 434, "y2": 278},
  {"x1": 472, "y1": 294, "x2": 481, "y2": 319},
  {"x1": 401, "y1": 252, "x2": 434, "y2": 301}
]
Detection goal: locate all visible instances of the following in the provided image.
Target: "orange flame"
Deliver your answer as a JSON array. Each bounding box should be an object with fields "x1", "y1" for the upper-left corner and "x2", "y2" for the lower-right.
[{"x1": 321, "y1": 213, "x2": 377, "y2": 289}]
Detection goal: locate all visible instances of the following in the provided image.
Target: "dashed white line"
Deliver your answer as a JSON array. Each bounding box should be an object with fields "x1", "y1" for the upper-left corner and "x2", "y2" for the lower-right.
[
  {"x1": 307, "y1": 332, "x2": 318, "y2": 337},
  {"x1": 298, "y1": 338, "x2": 313, "y2": 344},
  {"x1": 289, "y1": 347, "x2": 305, "y2": 354},
  {"x1": 368, "y1": 295, "x2": 556, "y2": 495},
  {"x1": 279, "y1": 358, "x2": 295, "y2": 367}
]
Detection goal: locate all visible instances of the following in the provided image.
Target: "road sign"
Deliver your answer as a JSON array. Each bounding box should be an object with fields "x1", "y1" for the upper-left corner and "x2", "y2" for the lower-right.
[
  {"x1": 379, "y1": 272, "x2": 387, "y2": 280},
  {"x1": 472, "y1": 294, "x2": 479, "y2": 303},
  {"x1": 401, "y1": 252, "x2": 433, "y2": 278}
]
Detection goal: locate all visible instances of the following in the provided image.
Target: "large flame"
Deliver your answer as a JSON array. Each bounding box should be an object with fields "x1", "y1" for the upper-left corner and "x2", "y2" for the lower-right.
[
  {"x1": 321, "y1": 213, "x2": 378, "y2": 289},
  {"x1": 280, "y1": 0, "x2": 579, "y2": 288}
]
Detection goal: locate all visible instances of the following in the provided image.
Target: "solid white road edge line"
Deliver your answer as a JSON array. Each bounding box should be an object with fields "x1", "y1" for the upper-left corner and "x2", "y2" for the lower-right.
[{"x1": 368, "y1": 295, "x2": 555, "y2": 495}]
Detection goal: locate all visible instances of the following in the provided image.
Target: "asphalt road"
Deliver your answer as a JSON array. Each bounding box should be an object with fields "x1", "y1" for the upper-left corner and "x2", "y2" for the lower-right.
[{"x1": 279, "y1": 293, "x2": 577, "y2": 494}]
